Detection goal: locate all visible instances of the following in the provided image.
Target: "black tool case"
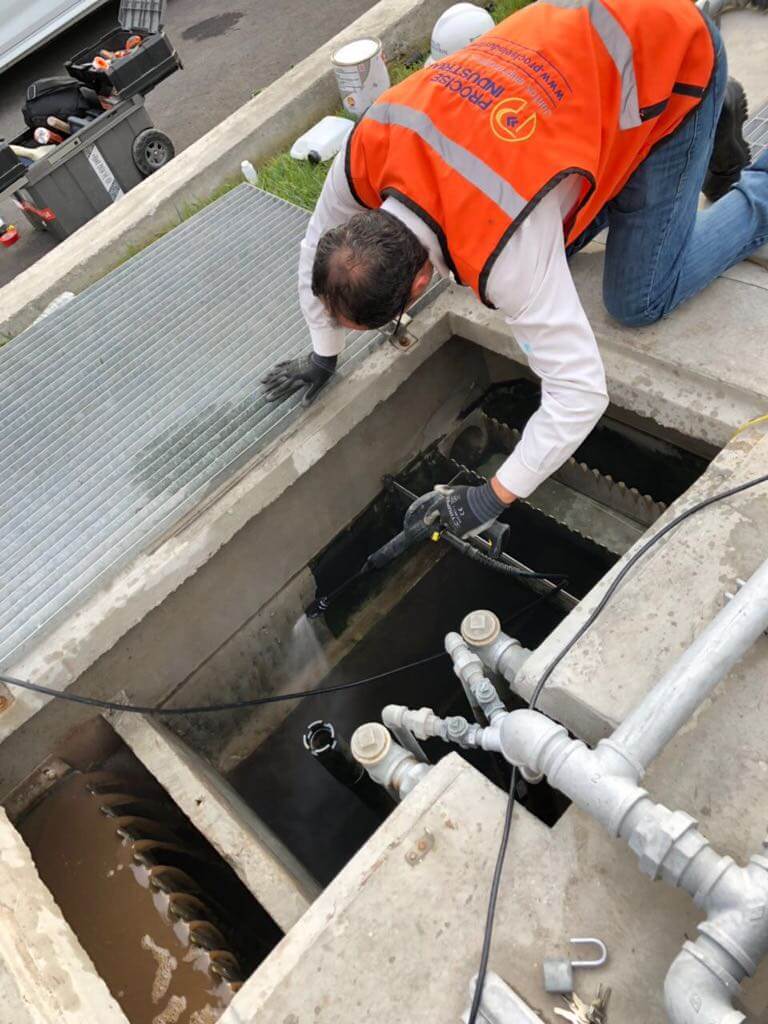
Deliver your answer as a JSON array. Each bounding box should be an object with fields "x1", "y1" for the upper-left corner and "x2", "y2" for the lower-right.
[
  {"x1": 1, "y1": 97, "x2": 156, "y2": 241},
  {"x1": 65, "y1": 0, "x2": 181, "y2": 101},
  {"x1": 0, "y1": 142, "x2": 26, "y2": 192},
  {"x1": 0, "y1": 0, "x2": 180, "y2": 240}
]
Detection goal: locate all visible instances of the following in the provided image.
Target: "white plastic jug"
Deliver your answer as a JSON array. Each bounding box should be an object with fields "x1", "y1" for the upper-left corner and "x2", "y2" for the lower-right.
[{"x1": 290, "y1": 116, "x2": 354, "y2": 164}]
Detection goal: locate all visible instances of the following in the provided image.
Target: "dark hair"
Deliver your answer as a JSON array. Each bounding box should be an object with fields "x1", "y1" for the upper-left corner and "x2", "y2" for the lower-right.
[{"x1": 311, "y1": 210, "x2": 428, "y2": 329}]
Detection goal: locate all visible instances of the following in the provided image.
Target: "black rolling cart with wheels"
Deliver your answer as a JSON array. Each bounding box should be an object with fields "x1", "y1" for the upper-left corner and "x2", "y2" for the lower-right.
[{"x1": 0, "y1": 0, "x2": 180, "y2": 240}]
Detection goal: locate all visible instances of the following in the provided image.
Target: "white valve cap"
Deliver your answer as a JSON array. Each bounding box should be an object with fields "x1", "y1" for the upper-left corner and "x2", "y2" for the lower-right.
[
  {"x1": 460, "y1": 609, "x2": 501, "y2": 646},
  {"x1": 351, "y1": 722, "x2": 392, "y2": 766}
]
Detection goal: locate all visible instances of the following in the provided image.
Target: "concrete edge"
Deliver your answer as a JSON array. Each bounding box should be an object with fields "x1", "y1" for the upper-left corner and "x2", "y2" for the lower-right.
[
  {"x1": 0, "y1": 0, "x2": 451, "y2": 341},
  {"x1": 218, "y1": 752, "x2": 472, "y2": 1022},
  {"x1": 0, "y1": 806, "x2": 130, "y2": 1024},
  {"x1": 0, "y1": 325, "x2": 447, "y2": 745},
  {"x1": 110, "y1": 711, "x2": 318, "y2": 931}
]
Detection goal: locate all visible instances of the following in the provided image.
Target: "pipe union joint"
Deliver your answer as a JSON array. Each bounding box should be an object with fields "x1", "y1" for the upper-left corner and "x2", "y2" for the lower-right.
[
  {"x1": 447, "y1": 716, "x2": 472, "y2": 741},
  {"x1": 629, "y1": 807, "x2": 700, "y2": 881}
]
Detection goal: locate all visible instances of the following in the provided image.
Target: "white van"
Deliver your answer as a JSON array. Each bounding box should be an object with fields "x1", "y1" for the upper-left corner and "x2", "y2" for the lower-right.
[{"x1": 0, "y1": 0, "x2": 109, "y2": 75}]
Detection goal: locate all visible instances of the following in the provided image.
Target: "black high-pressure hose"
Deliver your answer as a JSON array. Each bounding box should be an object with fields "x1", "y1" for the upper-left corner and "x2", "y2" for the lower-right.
[
  {"x1": 307, "y1": 483, "x2": 569, "y2": 618},
  {"x1": 439, "y1": 529, "x2": 568, "y2": 582}
]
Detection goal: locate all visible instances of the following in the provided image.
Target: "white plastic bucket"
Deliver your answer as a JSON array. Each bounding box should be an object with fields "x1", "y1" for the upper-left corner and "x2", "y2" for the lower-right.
[{"x1": 331, "y1": 37, "x2": 390, "y2": 119}]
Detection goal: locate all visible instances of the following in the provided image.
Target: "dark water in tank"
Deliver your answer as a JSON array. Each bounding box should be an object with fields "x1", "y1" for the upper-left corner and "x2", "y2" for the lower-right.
[{"x1": 229, "y1": 548, "x2": 586, "y2": 887}]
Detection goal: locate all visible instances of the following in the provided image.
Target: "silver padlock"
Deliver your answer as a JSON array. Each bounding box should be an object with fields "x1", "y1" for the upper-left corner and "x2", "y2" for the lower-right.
[{"x1": 543, "y1": 937, "x2": 608, "y2": 994}]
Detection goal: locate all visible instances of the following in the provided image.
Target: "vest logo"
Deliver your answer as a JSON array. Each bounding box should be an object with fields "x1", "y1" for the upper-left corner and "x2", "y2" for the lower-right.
[{"x1": 490, "y1": 97, "x2": 537, "y2": 143}]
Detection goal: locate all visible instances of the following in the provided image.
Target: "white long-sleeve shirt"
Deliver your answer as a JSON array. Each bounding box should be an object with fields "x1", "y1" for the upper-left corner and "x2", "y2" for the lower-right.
[{"x1": 298, "y1": 153, "x2": 609, "y2": 499}]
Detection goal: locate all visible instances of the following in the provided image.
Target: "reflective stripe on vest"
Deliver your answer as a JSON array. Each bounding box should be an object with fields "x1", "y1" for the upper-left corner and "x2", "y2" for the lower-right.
[
  {"x1": 365, "y1": 104, "x2": 528, "y2": 220},
  {"x1": 543, "y1": 0, "x2": 641, "y2": 130}
]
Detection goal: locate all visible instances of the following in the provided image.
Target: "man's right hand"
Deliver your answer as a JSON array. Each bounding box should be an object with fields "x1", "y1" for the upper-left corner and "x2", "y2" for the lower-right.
[{"x1": 262, "y1": 352, "x2": 337, "y2": 406}]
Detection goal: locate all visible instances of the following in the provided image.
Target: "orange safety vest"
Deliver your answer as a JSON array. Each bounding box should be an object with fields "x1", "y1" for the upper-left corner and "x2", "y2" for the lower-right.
[{"x1": 346, "y1": 0, "x2": 715, "y2": 305}]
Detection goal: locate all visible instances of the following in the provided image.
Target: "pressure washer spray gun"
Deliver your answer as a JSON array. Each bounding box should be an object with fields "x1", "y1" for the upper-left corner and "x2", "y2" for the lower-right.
[{"x1": 305, "y1": 476, "x2": 530, "y2": 619}]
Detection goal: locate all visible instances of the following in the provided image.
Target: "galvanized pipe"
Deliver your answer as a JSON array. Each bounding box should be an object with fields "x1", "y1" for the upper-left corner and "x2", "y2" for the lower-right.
[
  {"x1": 439, "y1": 561, "x2": 768, "y2": 1024},
  {"x1": 495, "y1": 709, "x2": 767, "y2": 1024},
  {"x1": 611, "y1": 557, "x2": 768, "y2": 771},
  {"x1": 376, "y1": 564, "x2": 768, "y2": 1024},
  {"x1": 350, "y1": 723, "x2": 431, "y2": 801}
]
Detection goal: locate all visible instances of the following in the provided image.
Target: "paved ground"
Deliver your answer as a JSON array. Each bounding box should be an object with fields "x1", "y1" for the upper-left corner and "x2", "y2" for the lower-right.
[{"x1": 0, "y1": 0, "x2": 379, "y2": 287}]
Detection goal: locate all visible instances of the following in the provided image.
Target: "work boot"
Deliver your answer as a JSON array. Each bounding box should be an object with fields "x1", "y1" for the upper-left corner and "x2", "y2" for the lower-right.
[{"x1": 703, "y1": 78, "x2": 751, "y2": 202}]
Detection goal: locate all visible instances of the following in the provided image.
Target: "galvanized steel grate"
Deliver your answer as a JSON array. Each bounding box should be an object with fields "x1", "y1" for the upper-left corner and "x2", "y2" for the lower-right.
[
  {"x1": 746, "y1": 99, "x2": 768, "y2": 160},
  {"x1": 0, "y1": 185, "x2": 389, "y2": 668}
]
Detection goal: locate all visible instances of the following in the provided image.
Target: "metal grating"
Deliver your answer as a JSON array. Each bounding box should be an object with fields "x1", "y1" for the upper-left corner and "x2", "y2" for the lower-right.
[
  {"x1": 0, "y1": 185, "x2": 391, "y2": 669},
  {"x1": 746, "y1": 99, "x2": 768, "y2": 160}
]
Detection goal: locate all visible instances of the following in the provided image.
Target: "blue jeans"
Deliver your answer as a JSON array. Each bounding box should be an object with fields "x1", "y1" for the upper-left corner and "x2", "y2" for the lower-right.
[{"x1": 567, "y1": 21, "x2": 768, "y2": 327}]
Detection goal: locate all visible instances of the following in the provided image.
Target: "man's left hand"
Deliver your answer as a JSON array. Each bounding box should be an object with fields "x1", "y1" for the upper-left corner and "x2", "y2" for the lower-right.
[
  {"x1": 418, "y1": 481, "x2": 512, "y2": 539},
  {"x1": 262, "y1": 352, "x2": 337, "y2": 406}
]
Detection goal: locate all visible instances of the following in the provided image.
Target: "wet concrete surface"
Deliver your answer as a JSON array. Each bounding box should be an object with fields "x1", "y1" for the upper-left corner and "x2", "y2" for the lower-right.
[
  {"x1": 229, "y1": 548, "x2": 575, "y2": 888},
  {"x1": 18, "y1": 757, "x2": 281, "y2": 1024},
  {"x1": 0, "y1": 0, "x2": 380, "y2": 287}
]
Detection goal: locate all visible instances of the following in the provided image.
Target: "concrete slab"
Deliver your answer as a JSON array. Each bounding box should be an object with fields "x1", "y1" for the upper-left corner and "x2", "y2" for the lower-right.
[
  {"x1": 514, "y1": 427, "x2": 768, "y2": 872},
  {"x1": 441, "y1": 258, "x2": 768, "y2": 451},
  {"x1": 110, "y1": 710, "x2": 319, "y2": 931},
  {"x1": 0, "y1": 806, "x2": 129, "y2": 1024},
  {"x1": 222, "y1": 754, "x2": 708, "y2": 1024}
]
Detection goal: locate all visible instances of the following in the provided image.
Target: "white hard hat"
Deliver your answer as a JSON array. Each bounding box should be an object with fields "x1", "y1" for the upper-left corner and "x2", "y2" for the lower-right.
[{"x1": 425, "y1": 3, "x2": 495, "y2": 67}]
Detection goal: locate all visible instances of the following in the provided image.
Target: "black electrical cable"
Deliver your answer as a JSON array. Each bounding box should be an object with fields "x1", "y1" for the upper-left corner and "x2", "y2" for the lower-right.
[
  {"x1": 500, "y1": 586, "x2": 561, "y2": 629},
  {"x1": 467, "y1": 765, "x2": 518, "y2": 1023},
  {"x1": 0, "y1": 652, "x2": 448, "y2": 716},
  {"x1": 466, "y1": 469, "x2": 768, "y2": 1024},
  {"x1": 0, "y1": 588, "x2": 555, "y2": 716}
]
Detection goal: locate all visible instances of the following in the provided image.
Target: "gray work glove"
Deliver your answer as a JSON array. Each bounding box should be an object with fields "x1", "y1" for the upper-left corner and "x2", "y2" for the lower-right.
[
  {"x1": 416, "y1": 482, "x2": 509, "y2": 538},
  {"x1": 262, "y1": 352, "x2": 337, "y2": 406}
]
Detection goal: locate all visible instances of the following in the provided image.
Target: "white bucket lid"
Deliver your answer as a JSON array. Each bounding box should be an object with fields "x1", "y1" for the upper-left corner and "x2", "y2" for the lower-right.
[{"x1": 332, "y1": 37, "x2": 382, "y2": 66}]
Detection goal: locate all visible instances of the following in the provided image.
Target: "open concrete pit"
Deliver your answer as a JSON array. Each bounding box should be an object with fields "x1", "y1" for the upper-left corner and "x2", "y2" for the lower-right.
[
  {"x1": 0, "y1": 325, "x2": 728, "y2": 1023},
  {"x1": 2, "y1": 42, "x2": 768, "y2": 1007}
]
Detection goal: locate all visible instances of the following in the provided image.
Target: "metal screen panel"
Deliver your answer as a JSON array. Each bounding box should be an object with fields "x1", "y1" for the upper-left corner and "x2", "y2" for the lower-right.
[
  {"x1": 0, "y1": 186, "x2": 388, "y2": 668},
  {"x1": 746, "y1": 99, "x2": 768, "y2": 160}
]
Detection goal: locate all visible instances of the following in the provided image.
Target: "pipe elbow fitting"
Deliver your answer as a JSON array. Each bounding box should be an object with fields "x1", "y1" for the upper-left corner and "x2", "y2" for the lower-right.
[
  {"x1": 350, "y1": 723, "x2": 430, "y2": 801},
  {"x1": 497, "y1": 709, "x2": 569, "y2": 775},
  {"x1": 665, "y1": 944, "x2": 745, "y2": 1024},
  {"x1": 382, "y1": 704, "x2": 407, "y2": 729},
  {"x1": 697, "y1": 858, "x2": 768, "y2": 979},
  {"x1": 391, "y1": 757, "x2": 431, "y2": 799}
]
